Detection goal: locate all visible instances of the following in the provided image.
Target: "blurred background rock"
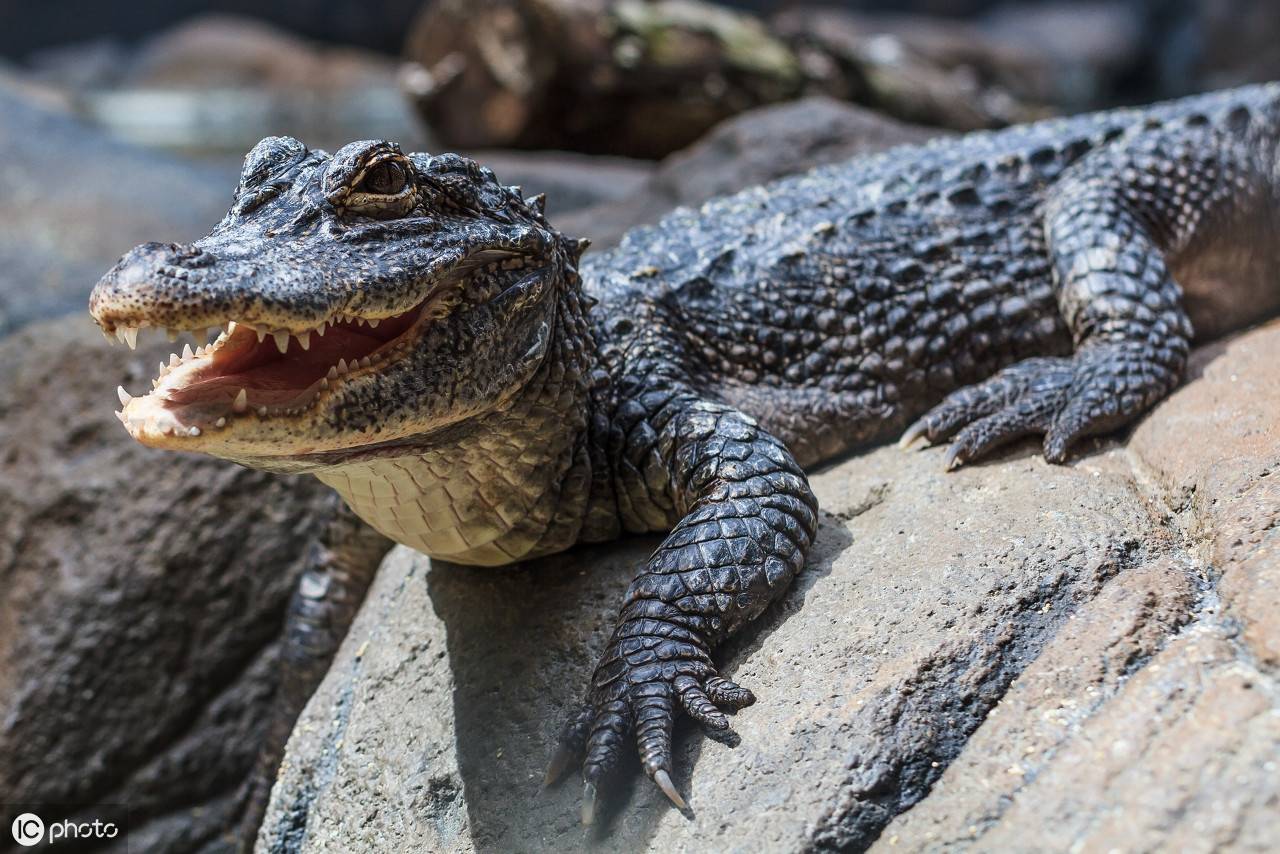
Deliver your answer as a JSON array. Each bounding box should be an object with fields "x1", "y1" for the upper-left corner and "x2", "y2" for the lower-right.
[
  {"x1": 1, "y1": 2, "x2": 1278, "y2": 851},
  {"x1": 2, "y1": 0, "x2": 1277, "y2": 335}
]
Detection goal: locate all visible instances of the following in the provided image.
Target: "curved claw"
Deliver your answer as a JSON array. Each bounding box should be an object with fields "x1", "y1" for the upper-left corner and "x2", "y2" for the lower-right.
[
  {"x1": 652, "y1": 768, "x2": 688, "y2": 812},
  {"x1": 581, "y1": 782, "x2": 597, "y2": 827},
  {"x1": 898, "y1": 418, "x2": 929, "y2": 450},
  {"x1": 943, "y1": 443, "x2": 967, "y2": 471},
  {"x1": 543, "y1": 741, "x2": 577, "y2": 789}
]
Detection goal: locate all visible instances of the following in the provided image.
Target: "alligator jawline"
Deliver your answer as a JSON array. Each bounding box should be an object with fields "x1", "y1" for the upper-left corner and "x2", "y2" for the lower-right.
[{"x1": 116, "y1": 300, "x2": 428, "y2": 438}]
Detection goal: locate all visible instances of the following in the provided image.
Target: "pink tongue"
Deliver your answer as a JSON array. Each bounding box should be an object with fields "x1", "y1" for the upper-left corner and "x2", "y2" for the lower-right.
[{"x1": 165, "y1": 325, "x2": 384, "y2": 409}]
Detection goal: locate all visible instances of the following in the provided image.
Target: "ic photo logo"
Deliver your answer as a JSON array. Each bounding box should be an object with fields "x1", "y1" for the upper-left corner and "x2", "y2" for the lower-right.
[
  {"x1": 8, "y1": 809, "x2": 122, "y2": 847},
  {"x1": 10, "y1": 813, "x2": 43, "y2": 846}
]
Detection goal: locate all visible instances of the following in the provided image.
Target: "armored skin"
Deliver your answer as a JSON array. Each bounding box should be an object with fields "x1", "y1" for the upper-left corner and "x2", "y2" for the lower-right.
[{"x1": 90, "y1": 84, "x2": 1280, "y2": 825}]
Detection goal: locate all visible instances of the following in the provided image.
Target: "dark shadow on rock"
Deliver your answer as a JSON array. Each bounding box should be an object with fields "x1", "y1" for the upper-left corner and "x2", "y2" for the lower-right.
[{"x1": 426, "y1": 516, "x2": 853, "y2": 852}]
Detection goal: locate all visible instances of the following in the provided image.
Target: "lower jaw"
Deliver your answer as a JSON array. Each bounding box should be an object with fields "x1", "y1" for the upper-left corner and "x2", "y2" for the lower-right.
[{"x1": 117, "y1": 308, "x2": 425, "y2": 440}]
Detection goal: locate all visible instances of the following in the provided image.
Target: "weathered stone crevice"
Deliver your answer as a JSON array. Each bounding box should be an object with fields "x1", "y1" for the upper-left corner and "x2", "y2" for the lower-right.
[
  {"x1": 261, "y1": 561, "x2": 426, "y2": 854},
  {"x1": 807, "y1": 532, "x2": 1154, "y2": 852}
]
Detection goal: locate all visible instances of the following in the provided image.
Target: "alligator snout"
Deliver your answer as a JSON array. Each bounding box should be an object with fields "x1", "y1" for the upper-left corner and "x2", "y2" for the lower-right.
[{"x1": 90, "y1": 241, "x2": 224, "y2": 337}]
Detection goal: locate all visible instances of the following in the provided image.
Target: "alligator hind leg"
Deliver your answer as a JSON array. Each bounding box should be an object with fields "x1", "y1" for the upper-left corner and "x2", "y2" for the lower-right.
[
  {"x1": 236, "y1": 497, "x2": 392, "y2": 850},
  {"x1": 900, "y1": 124, "x2": 1259, "y2": 466}
]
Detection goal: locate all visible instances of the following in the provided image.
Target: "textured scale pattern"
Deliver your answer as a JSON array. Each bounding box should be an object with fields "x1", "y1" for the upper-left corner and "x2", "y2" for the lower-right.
[
  {"x1": 552, "y1": 84, "x2": 1280, "y2": 806},
  {"x1": 89, "y1": 84, "x2": 1280, "y2": 823}
]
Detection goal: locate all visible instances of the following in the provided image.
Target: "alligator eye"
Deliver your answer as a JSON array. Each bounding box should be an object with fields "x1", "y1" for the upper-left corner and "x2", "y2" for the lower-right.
[{"x1": 358, "y1": 161, "x2": 407, "y2": 196}]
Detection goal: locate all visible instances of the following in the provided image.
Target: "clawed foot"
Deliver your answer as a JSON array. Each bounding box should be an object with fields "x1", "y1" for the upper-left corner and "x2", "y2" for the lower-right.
[
  {"x1": 899, "y1": 346, "x2": 1173, "y2": 468},
  {"x1": 544, "y1": 636, "x2": 755, "y2": 825}
]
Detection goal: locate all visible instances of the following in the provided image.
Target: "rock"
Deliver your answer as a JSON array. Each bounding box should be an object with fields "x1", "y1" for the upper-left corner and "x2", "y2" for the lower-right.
[
  {"x1": 878, "y1": 324, "x2": 1280, "y2": 852},
  {"x1": 0, "y1": 315, "x2": 334, "y2": 852},
  {"x1": 30, "y1": 15, "x2": 428, "y2": 160},
  {"x1": 772, "y1": 7, "x2": 1051, "y2": 130},
  {"x1": 402, "y1": 0, "x2": 812, "y2": 159},
  {"x1": 120, "y1": 14, "x2": 400, "y2": 91},
  {"x1": 558, "y1": 96, "x2": 939, "y2": 250},
  {"x1": 0, "y1": 80, "x2": 229, "y2": 336},
  {"x1": 258, "y1": 314, "x2": 1280, "y2": 852},
  {"x1": 462, "y1": 151, "x2": 653, "y2": 219},
  {"x1": 976, "y1": 2, "x2": 1146, "y2": 108},
  {"x1": 401, "y1": 0, "x2": 1042, "y2": 160}
]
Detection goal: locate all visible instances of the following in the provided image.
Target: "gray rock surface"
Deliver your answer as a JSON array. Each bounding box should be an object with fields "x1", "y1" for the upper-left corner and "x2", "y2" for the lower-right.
[
  {"x1": 0, "y1": 79, "x2": 230, "y2": 337},
  {"x1": 558, "y1": 96, "x2": 938, "y2": 250},
  {"x1": 878, "y1": 324, "x2": 1280, "y2": 853},
  {"x1": 463, "y1": 151, "x2": 653, "y2": 222},
  {"x1": 0, "y1": 316, "x2": 335, "y2": 852},
  {"x1": 258, "y1": 318, "x2": 1280, "y2": 850},
  {"x1": 258, "y1": 93, "x2": 1280, "y2": 852}
]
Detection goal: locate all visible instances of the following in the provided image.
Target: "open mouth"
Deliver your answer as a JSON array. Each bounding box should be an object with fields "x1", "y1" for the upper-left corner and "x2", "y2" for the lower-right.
[{"x1": 110, "y1": 300, "x2": 428, "y2": 439}]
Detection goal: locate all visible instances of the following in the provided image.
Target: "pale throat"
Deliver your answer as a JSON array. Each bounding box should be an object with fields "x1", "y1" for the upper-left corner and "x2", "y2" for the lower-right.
[{"x1": 315, "y1": 395, "x2": 593, "y2": 567}]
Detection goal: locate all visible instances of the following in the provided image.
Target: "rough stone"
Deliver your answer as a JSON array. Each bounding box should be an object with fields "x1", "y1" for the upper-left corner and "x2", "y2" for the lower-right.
[
  {"x1": 558, "y1": 96, "x2": 938, "y2": 250},
  {"x1": 0, "y1": 316, "x2": 334, "y2": 852},
  {"x1": 0, "y1": 80, "x2": 229, "y2": 336},
  {"x1": 879, "y1": 325, "x2": 1280, "y2": 853},
  {"x1": 462, "y1": 151, "x2": 653, "y2": 220},
  {"x1": 257, "y1": 307, "x2": 1280, "y2": 852}
]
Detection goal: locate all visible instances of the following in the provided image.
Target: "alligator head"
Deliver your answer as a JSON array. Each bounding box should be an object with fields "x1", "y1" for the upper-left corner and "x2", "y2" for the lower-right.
[{"x1": 90, "y1": 136, "x2": 581, "y2": 471}]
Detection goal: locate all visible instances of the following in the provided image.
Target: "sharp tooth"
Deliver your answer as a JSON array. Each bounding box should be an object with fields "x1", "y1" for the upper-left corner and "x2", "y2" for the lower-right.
[
  {"x1": 157, "y1": 362, "x2": 165, "y2": 375},
  {"x1": 315, "y1": 323, "x2": 326, "y2": 337},
  {"x1": 182, "y1": 343, "x2": 194, "y2": 360},
  {"x1": 256, "y1": 328, "x2": 267, "y2": 343},
  {"x1": 320, "y1": 377, "x2": 328, "y2": 389},
  {"x1": 257, "y1": 406, "x2": 268, "y2": 416},
  {"x1": 187, "y1": 426, "x2": 201, "y2": 437},
  {"x1": 215, "y1": 417, "x2": 227, "y2": 428},
  {"x1": 117, "y1": 386, "x2": 132, "y2": 406},
  {"x1": 101, "y1": 329, "x2": 115, "y2": 344},
  {"x1": 123, "y1": 327, "x2": 138, "y2": 349},
  {"x1": 326, "y1": 365, "x2": 338, "y2": 379},
  {"x1": 368, "y1": 318, "x2": 380, "y2": 328},
  {"x1": 337, "y1": 358, "x2": 348, "y2": 374},
  {"x1": 273, "y1": 331, "x2": 290, "y2": 353},
  {"x1": 233, "y1": 388, "x2": 248, "y2": 413},
  {"x1": 169, "y1": 353, "x2": 181, "y2": 367},
  {"x1": 115, "y1": 410, "x2": 126, "y2": 423},
  {"x1": 297, "y1": 331, "x2": 311, "y2": 350},
  {"x1": 358, "y1": 356, "x2": 372, "y2": 368},
  {"x1": 195, "y1": 345, "x2": 206, "y2": 356},
  {"x1": 228, "y1": 321, "x2": 239, "y2": 334}
]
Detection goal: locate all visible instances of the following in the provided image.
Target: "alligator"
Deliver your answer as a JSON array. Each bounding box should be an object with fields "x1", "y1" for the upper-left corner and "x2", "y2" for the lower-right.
[{"x1": 90, "y1": 83, "x2": 1280, "y2": 832}]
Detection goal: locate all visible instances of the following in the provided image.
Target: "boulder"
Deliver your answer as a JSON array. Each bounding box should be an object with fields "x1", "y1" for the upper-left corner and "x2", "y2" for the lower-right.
[
  {"x1": 257, "y1": 317, "x2": 1280, "y2": 852},
  {"x1": 0, "y1": 316, "x2": 334, "y2": 852},
  {"x1": 558, "y1": 96, "x2": 938, "y2": 250},
  {"x1": 400, "y1": 0, "x2": 1039, "y2": 160},
  {"x1": 0, "y1": 79, "x2": 229, "y2": 337},
  {"x1": 461, "y1": 151, "x2": 653, "y2": 221},
  {"x1": 878, "y1": 325, "x2": 1280, "y2": 852}
]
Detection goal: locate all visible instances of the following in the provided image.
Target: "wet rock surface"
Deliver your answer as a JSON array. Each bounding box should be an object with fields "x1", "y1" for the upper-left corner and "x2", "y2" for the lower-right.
[
  {"x1": 0, "y1": 316, "x2": 334, "y2": 853},
  {"x1": 259, "y1": 319, "x2": 1280, "y2": 854}
]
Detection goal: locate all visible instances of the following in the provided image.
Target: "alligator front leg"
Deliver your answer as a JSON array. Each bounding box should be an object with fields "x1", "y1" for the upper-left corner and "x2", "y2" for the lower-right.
[
  {"x1": 548, "y1": 395, "x2": 818, "y2": 822},
  {"x1": 899, "y1": 127, "x2": 1248, "y2": 466},
  {"x1": 238, "y1": 497, "x2": 392, "y2": 848}
]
